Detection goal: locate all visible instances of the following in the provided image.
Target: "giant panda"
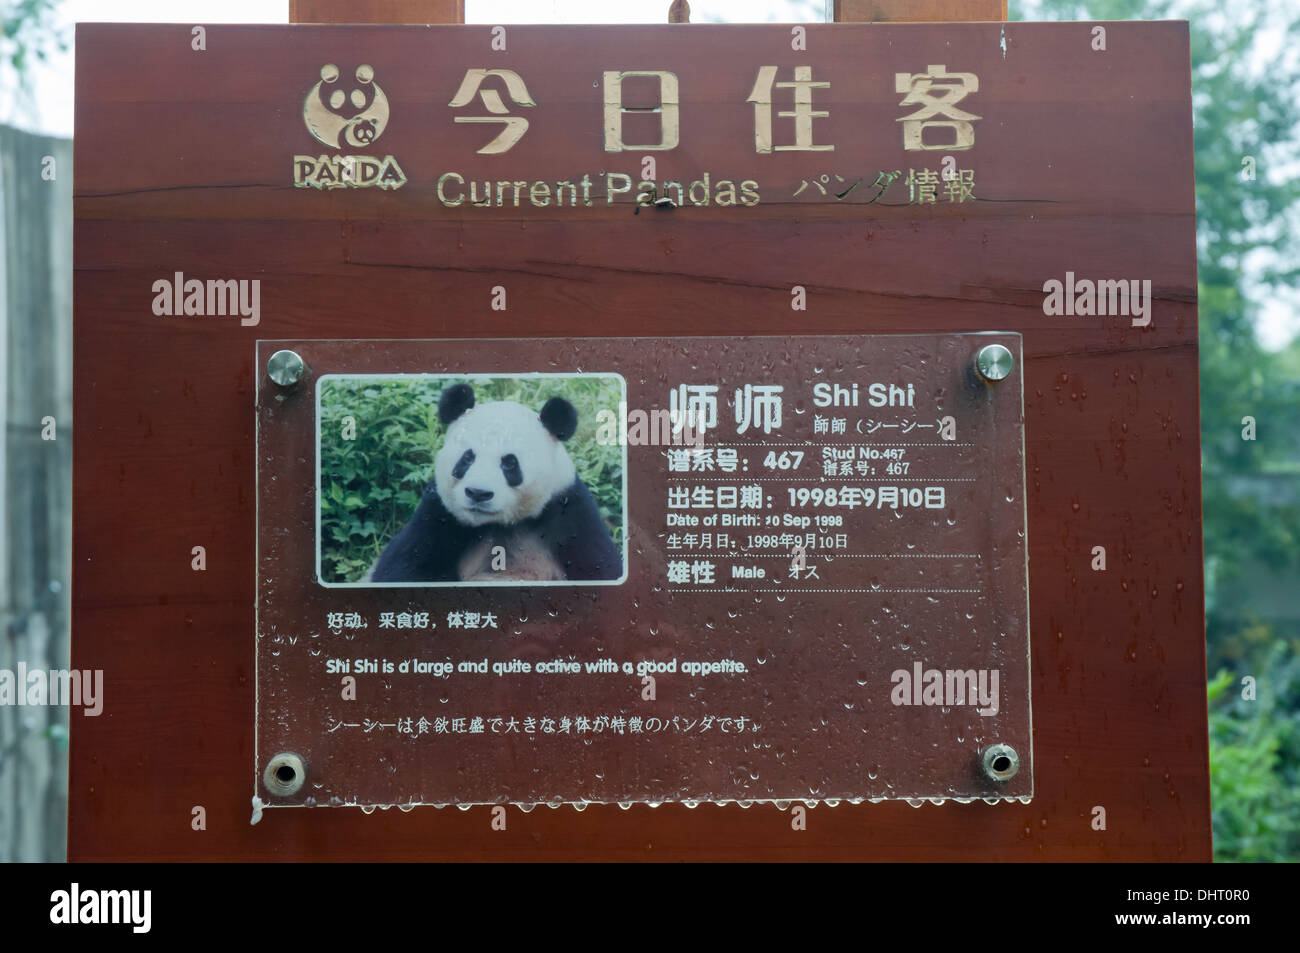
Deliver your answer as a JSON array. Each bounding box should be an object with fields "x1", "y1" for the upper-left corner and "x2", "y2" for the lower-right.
[{"x1": 369, "y1": 383, "x2": 623, "y2": 583}]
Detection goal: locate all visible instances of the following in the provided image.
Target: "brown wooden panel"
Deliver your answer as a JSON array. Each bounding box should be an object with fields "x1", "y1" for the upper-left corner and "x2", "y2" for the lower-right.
[
  {"x1": 71, "y1": 21, "x2": 1207, "y2": 860},
  {"x1": 837, "y1": 0, "x2": 1008, "y2": 21},
  {"x1": 836, "y1": 0, "x2": 1007, "y2": 22},
  {"x1": 290, "y1": 0, "x2": 464, "y2": 23}
]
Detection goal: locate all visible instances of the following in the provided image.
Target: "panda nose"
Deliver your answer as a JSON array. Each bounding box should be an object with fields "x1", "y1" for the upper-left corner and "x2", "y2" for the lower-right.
[{"x1": 465, "y1": 487, "x2": 494, "y2": 504}]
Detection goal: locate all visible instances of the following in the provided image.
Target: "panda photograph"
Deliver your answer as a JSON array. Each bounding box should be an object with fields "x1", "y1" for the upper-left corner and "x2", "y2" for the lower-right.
[{"x1": 317, "y1": 374, "x2": 626, "y2": 586}]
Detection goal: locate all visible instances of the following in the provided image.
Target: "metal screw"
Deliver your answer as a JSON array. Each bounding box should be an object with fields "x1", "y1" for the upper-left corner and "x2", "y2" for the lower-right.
[
  {"x1": 975, "y1": 343, "x2": 1014, "y2": 382},
  {"x1": 982, "y1": 743, "x2": 1020, "y2": 782},
  {"x1": 267, "y1": 349, "x2": 305, "y2": 387},
  {"x1": 263, "y1": 752, "x2": 306, "y2": 796}
]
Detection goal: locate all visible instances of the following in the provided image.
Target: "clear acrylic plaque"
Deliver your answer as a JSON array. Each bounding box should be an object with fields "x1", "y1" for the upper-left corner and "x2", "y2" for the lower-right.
[{"x1": 255, "y1": 334, "x2": 1032, "y2": 808}]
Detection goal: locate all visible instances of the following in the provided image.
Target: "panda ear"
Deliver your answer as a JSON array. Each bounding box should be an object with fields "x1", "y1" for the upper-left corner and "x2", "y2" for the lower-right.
[
  {"x1": 540, "y1": 397, "x2": 578, "y2": 441},
  {"x1": 438, "y1": 383, "x2": 475, "y2": 425}
]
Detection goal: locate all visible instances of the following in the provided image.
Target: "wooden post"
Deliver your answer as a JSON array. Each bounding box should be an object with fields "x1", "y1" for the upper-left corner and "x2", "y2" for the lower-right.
[
  {"x1": 289, "y1": 0, "x2": 464, "y2": 23},
  {"x1": 834, "y1": 0, "x2": 1006, "y2": 21}
]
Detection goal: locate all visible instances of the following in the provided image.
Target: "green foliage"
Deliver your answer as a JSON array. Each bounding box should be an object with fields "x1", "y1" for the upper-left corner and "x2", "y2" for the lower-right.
[
  {"x1": 0, "y1": 0, "x2": 66, "y2": 125},
  {"x1": 1, "y1": 0, "x2": 62, "y2": 72},
  {"x1": 1207, "y1": 644, "x2": 1300, "y2": 861},
  {"x1": 318, "y1": 376, "x2": 624, "y2": 583}
]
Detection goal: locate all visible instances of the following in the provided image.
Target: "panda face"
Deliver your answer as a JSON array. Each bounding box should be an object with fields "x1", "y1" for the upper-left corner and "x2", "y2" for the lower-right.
[{"x1": 434, "y1": 399, "x2": 577, "y2": 527}]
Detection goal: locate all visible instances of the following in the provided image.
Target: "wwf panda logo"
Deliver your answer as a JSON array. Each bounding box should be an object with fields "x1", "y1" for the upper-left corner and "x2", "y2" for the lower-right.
[
  {"x1": 370, "y1": 384, "x2": 623, "y2": 584},
  {"x1": 303, "y1": 63, "x2": 390, "y2": 149}
]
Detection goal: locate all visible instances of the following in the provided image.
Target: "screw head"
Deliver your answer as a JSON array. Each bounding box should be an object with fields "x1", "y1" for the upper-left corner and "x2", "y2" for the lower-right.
[
  {"x1": 982, "y1": 743, "x2": 1020, "y2": 782},
  {"x1": 975, "y1": 343, "x2": 1014, "y2": 382},
  {"x1": 267, "y1": 349, "x2": 305, "y2": 387}
]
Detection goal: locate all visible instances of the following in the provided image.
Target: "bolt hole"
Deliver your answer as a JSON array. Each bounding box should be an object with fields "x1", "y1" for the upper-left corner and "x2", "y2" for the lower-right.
[
  {"x1": 264, "y1": 752, "x2": 306, "y2": 796},
  {"x1": 982, "y1": 743, "x2": 1019, "y2": 783}
]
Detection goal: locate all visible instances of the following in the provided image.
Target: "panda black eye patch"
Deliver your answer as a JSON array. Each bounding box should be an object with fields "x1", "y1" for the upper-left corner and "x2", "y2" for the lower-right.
[
  {"x1": 452, "y1": 449, "x2": 475, "y2": 479},
  {"x1": 500, "y1": 453, "x2": 523, "y2": 487}
]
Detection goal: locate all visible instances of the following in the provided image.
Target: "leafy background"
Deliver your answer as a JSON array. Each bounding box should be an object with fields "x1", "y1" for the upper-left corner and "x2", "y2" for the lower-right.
[{"x1": 318, "y1": 375, "x2": 625, "y2": 583}]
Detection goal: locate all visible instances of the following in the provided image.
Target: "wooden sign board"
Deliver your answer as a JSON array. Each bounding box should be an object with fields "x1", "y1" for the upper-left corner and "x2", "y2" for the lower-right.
[{"x1": 72, "y1": 21, "x2": 1207, "y2": 860}]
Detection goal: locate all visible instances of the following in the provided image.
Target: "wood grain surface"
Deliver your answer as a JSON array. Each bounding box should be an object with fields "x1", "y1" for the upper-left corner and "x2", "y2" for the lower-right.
[
  {"x1": 290, "y1": 0, "x2": 464, "y2": 23},
  {"x1": 71, "y1": 21, "x2": 1207, "y2": 860},
  {"x1": 836, "y1": 0, "x2": 1007, "y2": 22}
]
